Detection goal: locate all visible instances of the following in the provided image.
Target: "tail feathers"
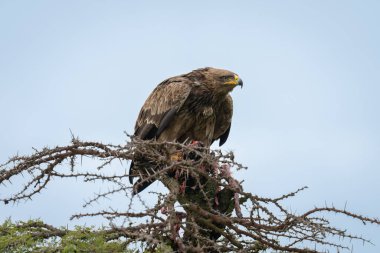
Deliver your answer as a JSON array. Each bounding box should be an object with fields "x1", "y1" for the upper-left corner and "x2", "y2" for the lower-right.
[
  {"x1": 129, "y1": 161, "x2": 135, "y2": 184},
  {"x1": 129, "y1": 161, "x2": 157, "y2": 195},
  {"x1": 132, "y1": 178, "x2": 154, "y2": 195}
]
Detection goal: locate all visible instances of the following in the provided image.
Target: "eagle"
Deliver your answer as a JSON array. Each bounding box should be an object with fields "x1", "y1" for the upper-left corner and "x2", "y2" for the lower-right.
[{"x1": 129, "y1": 67, "x2": 243, "y2": 194}]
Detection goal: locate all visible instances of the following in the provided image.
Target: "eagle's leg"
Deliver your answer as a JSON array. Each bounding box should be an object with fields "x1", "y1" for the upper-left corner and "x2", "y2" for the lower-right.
[{"x1": 170, "y1": 151, "x2": 183, "y2": 161}]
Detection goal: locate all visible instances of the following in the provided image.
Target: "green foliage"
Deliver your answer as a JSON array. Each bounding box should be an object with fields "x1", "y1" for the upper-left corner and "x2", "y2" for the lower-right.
[{"x1": 0, "y1": 219, "x2": 129, "y2": 253}]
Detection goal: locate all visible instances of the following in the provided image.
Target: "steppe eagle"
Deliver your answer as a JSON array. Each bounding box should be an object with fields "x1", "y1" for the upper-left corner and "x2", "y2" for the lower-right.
[{"x1": 129, "y1": 67, "x2": 243, "y2": 194}]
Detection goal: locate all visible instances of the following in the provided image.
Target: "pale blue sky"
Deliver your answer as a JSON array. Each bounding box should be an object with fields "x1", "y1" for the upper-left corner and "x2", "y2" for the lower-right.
[{"x1": 1, "y1": 1, "x2": 379, "y2": 252}]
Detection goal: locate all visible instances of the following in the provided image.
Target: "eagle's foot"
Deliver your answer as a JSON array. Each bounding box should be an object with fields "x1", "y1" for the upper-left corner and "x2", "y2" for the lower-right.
[{"x1": 170, "y1": 151, "x2": 183, "y2": 162}]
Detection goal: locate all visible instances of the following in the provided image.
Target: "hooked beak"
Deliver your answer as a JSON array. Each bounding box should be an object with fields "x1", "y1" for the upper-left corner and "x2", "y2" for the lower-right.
[
  {"x1": 224, "y1": 74, "x2": 243, "y2": 89},
  {"x1": 237, "y1": 78, "x2": 243, "y2": 88},
  {"x1": 226, "y1": 74, "x2": 243, "y2": 88}
]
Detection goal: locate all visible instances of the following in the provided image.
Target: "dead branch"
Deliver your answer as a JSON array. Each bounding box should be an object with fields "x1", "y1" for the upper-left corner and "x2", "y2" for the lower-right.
[{"x1": 0, "y1": 136, "x2": 379, "y2": 252}]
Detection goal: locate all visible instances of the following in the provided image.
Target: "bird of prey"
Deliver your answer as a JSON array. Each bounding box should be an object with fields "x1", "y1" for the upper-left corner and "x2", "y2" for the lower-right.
[{"x1": 129, "y1": 67, "x2": 243, "y2": 194}]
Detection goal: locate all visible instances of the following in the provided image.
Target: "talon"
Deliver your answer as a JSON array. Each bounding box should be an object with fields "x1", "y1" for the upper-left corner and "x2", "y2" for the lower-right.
[{"x1": 170, "y1": 151, "x2": 183, "y2": 161}]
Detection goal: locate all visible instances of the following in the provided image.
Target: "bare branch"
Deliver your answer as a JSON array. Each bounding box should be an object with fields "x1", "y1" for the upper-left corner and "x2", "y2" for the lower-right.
[{"x1": 1, "y1": 137, "x2": 379, "y2": 252}]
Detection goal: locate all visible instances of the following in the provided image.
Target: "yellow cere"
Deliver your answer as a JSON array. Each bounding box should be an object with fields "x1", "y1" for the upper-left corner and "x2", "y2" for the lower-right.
[{"x1": 225, "y1": 75, "x2": 240, "y2": 85}]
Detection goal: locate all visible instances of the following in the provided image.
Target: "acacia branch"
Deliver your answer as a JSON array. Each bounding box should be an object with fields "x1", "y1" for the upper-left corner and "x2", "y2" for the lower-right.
[{"x1": 1, "y1": 137, "x2": 379, "y2": 252}]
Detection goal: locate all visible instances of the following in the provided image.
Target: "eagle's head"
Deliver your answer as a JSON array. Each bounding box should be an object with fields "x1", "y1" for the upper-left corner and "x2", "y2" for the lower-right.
[{"x1": 193, "y1": 67, "x2": 243, "y2": 94}]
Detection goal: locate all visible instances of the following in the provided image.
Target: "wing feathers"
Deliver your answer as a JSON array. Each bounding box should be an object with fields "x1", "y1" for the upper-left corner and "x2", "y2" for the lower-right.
[
  {"x1": 156, "y1": 108, "x2": 177, "y2": 137},
  {"x1": 134, "y1": 78, "x2": 192, "y2": 139},
  {"x1": 218, "y1": 124, "x2": 231, "y2": 146},
  {"x1": 213, "y1": 94, "x2": 233, "y2": 146},
  {"x1": 130, "y1": 78, "x2": 192, "y2": 190},
  {"x1": 138, "y1": 124, "x2": 158, "y2": 140}
]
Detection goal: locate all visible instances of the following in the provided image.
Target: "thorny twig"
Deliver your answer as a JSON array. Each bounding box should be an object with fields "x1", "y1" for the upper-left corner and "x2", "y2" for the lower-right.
[{"x1": 1, "y1": 137, "x2": 379, "y2": 252}]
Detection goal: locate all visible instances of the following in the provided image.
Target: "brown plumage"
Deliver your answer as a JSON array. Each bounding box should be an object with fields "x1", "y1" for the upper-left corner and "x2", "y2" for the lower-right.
[{"x1": 130, "y1": 67, "x2": 243, "y2": 194}]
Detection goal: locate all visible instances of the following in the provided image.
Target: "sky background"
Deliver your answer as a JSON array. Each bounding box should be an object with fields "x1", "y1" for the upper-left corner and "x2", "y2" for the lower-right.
[{"x1": 1, "y1": 0, "x2": 379, "y2": 252}]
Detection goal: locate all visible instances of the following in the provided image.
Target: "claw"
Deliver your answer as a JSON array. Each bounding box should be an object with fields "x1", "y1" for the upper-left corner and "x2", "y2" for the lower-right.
[{"x1": 170, "y1": 151, "x2": 183, "y2": 161}]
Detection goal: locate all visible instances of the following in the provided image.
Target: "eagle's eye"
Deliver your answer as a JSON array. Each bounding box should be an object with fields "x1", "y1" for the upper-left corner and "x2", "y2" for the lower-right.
[{"x1": 220, "y1": 75, "x2": 234, "y2": 82}]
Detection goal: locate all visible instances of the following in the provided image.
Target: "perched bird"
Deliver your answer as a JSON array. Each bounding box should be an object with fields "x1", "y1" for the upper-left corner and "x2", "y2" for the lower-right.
[{"x1": 129, "y1": 67, "x2": 243, "y2": 194}]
